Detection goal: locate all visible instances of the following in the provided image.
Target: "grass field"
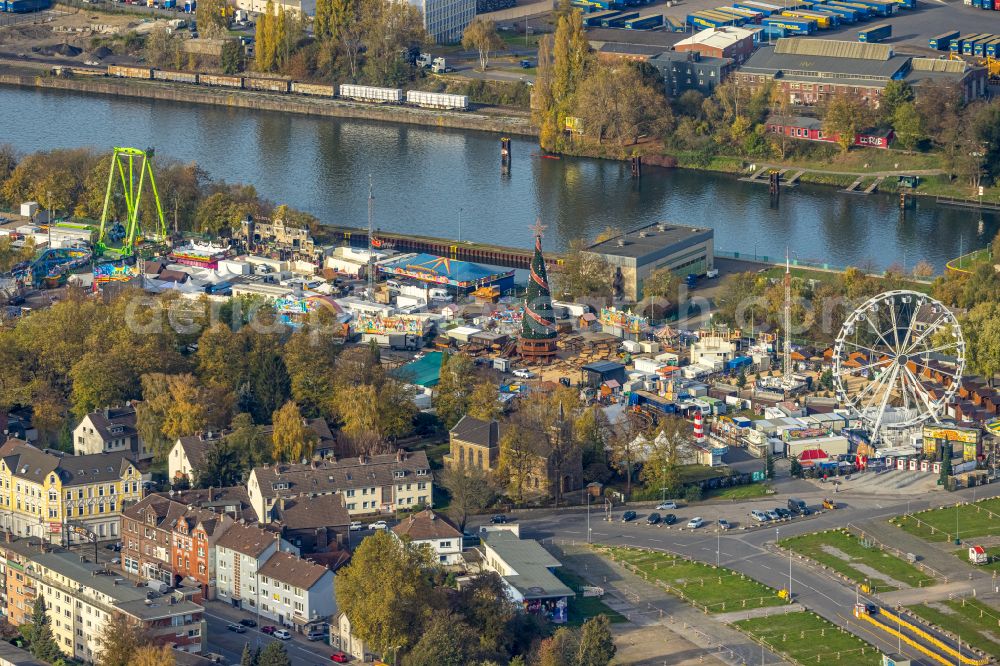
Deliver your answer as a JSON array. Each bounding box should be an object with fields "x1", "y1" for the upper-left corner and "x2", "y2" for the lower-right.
[
  {"x1": 735, "y1": 611, "x2": 882, "y2": 666},
  {"x1": 552, "y1": 568, "x2": 627, "y2": 627},
  {"x1": 780, "y1": 530, "x2": 935, "y2": 591},
  {"x1": 603, "y1": 546, "x2": 787, "y2": 612},
  {"x1": 893, "y1": 499, "x2": 1000, "y2": 543},
  {"x1": 704, "y1": 484, "x2": 772, "y2": 501},
  {"x1": 909, "y1": 599, "x2": 1000, "y2": 660}
]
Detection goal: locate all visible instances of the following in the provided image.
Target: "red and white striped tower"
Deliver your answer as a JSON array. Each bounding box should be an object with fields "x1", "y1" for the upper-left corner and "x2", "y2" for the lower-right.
[{"x1": 693, "y1": 411, "x2": 706, "y2": 444}]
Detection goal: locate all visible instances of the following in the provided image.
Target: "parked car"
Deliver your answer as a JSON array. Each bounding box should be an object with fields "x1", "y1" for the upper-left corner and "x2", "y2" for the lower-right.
[
  {"x1": 239, "y1": 619, "x2": 257, "y2": 627},
  {"x1": 774, "y1": 508, "x2": 791, "y2": 519},
  {"x1": 307, "y1": 630, "x2": 327, "y2": 641},
  {"x1": 349, "y1": 521, "x2": 363, "y2": 531},
  {"x1": 764, "y1": 510, "x2": 780, "y2": 521},
  {"x1": 110, "y1": 557, "x2": 120, "y2": 564},
  {"x1": 227, "y1": 623, "x2": 247, "y2": 633},
  {"x1": 663, "y1": 513, "x2": 677, "y2": 525},
  {"x1": 273, "y1": 629, "x2": 291, "y2": 640},
  {"x1": 369, "y1": 520, "x2": 388, "y2": 530},
  {"x1": 330, "y1": 653, "x2": 349, "y2": 663},
  {"x1": 621, "y1": 510, "x2": 637, "y2": 522},
  {"x1": 261, "y1": 626, "x2": 277, "y2": 635},
  {"x1": 513, "y1": 369, "x2": 536, "y2": 379},
  {"x1": 822, "y1": 498, "x2": 838, "y2": 510},
  {"x1": 656, "y1": 501, "x2": 679, "y2": 510},
  {"x1": 646, "y1": 512, "x2": 661, "y2": 525},
  {"x1": 718, "y1": 519, "x2": 731, "y2": 530},
  {"x1": 687, "y1": 517, "x2": 704, "y2": 529},
  {"x1": 750, "y1": 510, "x2": 769, "y2": 523},
  {"x1": 490, "y1": 514, "x2": 508, "y2": 524}
]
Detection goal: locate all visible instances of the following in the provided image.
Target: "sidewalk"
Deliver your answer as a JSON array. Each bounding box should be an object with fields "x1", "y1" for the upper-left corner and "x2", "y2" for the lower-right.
[
  {"x1": 853, "y1": 519, "x2": 981, "y2": 582},
  {"x1": 549, "y1": 544, "x2": 790, "y2": 666}
]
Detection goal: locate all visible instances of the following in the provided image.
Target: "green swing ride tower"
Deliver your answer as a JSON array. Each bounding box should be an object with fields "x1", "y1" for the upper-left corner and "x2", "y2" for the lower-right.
[{"x1": 96, "y1": 147, "x2": 168, "y2": 258}]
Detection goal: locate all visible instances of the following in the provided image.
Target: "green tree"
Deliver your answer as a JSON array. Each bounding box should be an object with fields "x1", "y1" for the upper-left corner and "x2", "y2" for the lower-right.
[
  {"x1": 577, "y1": 615, "x2": 616, "y2": 666},
  {"x1": 536, "y1": 626, "x2": 578, "y2": 666},
  {"x1": 193, "y1": 438, "x2": 246, "y2": 487},
  {"x1": 880, "y1": 80, "x2": 913, "y2": 121},
  {"x1": 282, "y1": 323, "x2": 341, "y2": 418},
  {"x1": 257, "y1": 641, "x2": 292, "y2": 666},
  {"x1": 336, "y1": 530, "x2": 431, "y2": 661},
  {"x1": 271, "y1": 400, "x2": 318, "y2": 462},
  {"x1": 467, "y1": 381, "x2": 502, "y2": 421},
  {"x1": 455, "y1": 572, "x2": 519, "y2": 655},
  {"x1": 736, "y1": 368, "x2": 747, "y2": 389},
  {"x1": 892, "y1": 101, "x2": 925, "y2": 151},
  {"x1": 241, "y1": 644, "x2": 260, "y2": 666},
  {"x1": 227, "y1": 412, "x2": 269, "y2": 464},
  {"x1": 23, "y1": 596, "x2": 62, "y2": 663},
  {"x1": 960, "y1": 302, "x2": 1000, "y2": 383},
  {"x1": 433, "y1": 353, "x2": 476, "y2": 429},
  {"x1": 0, "y1": 235, "x2": 33, "y2": 273},
  {"x1": 440, "y1": 465, "x2": 495, "y2": 531},
  {"x1": 246, "y1": 336, "x2": 292, "y2": 423},
  {"x1": 403, "y1": 613, "x2": 482, "y2": 666},
  {"x1": 461, "y1": 17, "x2": 505, "y2": 72},
  {"x1": 640, "y1": 417, "x2": 688, "y2": 497},
  {"x1": 823, "y1": 94, "x2": 867, "y2": 153},
  {"x1": 790, "y1": 457, "x2": 803, "y2": 478}
]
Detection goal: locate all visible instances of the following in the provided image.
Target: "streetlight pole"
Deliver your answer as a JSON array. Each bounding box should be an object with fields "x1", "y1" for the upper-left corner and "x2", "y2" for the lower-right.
[
  {"x1": 716, "y1": 525, "x2": 720, "y2": 567},
  {"x1": 586, "y1": 493, "x2": 592, "y2": 544}
]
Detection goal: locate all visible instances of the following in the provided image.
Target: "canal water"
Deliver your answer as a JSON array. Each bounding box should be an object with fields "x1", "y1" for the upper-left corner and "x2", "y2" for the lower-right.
[{"x1": 2, "y1": 85, "x2": 995, "y2": 270}]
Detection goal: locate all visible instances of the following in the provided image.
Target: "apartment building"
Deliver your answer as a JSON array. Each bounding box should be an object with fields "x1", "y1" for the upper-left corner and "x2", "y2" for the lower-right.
[
  {"x1": 256, "y1": 551, "x2": 335, "y2": 635},
  {"x1": 7, "y1": 542, "x2": 204, "y2": 662},
  {"x1": 120, "y1": 495, "x2": 235, "y2": 600},
  {"x1": 0, "y1": 443, "x2": 142, "y2": 543},
  {"x1": 215, "y1": 522, "x2": 296, "y2": 609},
  {"x1": 247, "y1": 450, "x2": 432, "y2": 519}
]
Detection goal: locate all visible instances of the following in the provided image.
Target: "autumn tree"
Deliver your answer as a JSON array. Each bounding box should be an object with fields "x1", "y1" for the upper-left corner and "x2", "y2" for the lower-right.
[
  {"x1": 336, "y1": 530, "x2": 431, "y2": 662},
  {"x1": 256, "y1": 0, "x2": 278, "y2": 72},
  {"x1": 535, "y1": 8, "x2": 591, "y2": 150},
  {"x1": 497, "y1": 422, "x2": 537, "y2": 502},
  {"x1": 961, "y1": 302, "x2": 1000, "y2": 383},
  {"x1": 282, "y1": 321, "x2": 341, "y2": 418},
  {"x1": 639, "y1": 417, "x2": 690, "y2": 498},
  {"x1": 440, "y1": 465, "x2": 495, "y2": 530},
  {"x1": 823, "y1": 93, "x2": 868, "y2": 153},
  {"x1": 271, "y1": 400, "x2": 318, "y2": 462},
  {"x1": 555, "y1": 239, "x2": 613, "y2": 299},
  {"x1": 574, "y1": 61, "x2": 673, "y2": 147},
  {"x1": 360, "y1": 0, "x2": 426, "y2": 85},
  {"x1": 0, "y1": 235, "x2": 33, "y2": 273},
  {"x1": 536, "y1": 627, "x2": 578, "y2": 666},
  {"x1": 403, "y1": 613, "x2": 483, "y2": 666},
  {"x1": 609, "y1": 411, "x2": 649, "y2": 496},
  {"x1": 195, "y1": 0, "x2": 230, "y2": 38},
  {"x1": 137, "y1": 373, "x2": 230, "y2": 461},
  {"x1": 462, "y1": 18, "x2": 505, "y2": 71},
  {"x1": 433, "y1": 353, "x2": 477, "y2": 429},
  {"x1": 131, "y1": 645, "x2": 176, "y2": 666}
]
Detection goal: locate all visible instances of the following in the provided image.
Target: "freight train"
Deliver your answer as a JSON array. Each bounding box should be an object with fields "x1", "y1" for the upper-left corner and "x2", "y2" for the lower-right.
[{"x1": 105, "y1": 65, "x2": 470, "y2": 111}]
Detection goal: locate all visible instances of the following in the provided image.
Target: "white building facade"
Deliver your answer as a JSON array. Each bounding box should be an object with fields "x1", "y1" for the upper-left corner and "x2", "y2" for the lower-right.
[{"x1": 408, "y1": 0, "x2": 474, "y2": 44}]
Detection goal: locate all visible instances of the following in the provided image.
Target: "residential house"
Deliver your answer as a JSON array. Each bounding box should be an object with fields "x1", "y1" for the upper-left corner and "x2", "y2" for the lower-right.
[
  {"x1": 215, "y1": 522, "x2": 296, "y2": 610},
  {"x1": 333, "y1": 612, "x2": 371, "y2": 662},
  {"x1": 0, "y1": 538, "x2": 38, "y2": 626},
  {"x1": 391, "y1": 509, "x2": 462, "y2": 565},
  {"x1": 443, "y1": 415, "x2": 584, "y2": 498},
  {"x1": 649, "y1": 50, "x2": 734, "y2": 97},
  {"x1": 169, "y1": 431, "x2": 226, "y2": 485},
  {"x1": 0, "y1": 445, "x2": 142, "y2": 543},
  {"x1": 156, "y1": 486, "x2": 259, "y2": 522},
  {"x1": 247, "y1": 449, "x2": 432, "y2": 520},
  {"x1": 478, "y1": 530, "x2": 572, "y2": 622},
  {"x1": 268, "y1": 493, "x2": 350, "y2": 553},
  {"x1": 7, "y1": 541, "x2": 205, "y2": 662},
  {"x1": 73, "y1": 405, "x2": 149, "y2": 459},
  {"x1": 256, "y1": 551, "x2": 335, "y2": 634}
]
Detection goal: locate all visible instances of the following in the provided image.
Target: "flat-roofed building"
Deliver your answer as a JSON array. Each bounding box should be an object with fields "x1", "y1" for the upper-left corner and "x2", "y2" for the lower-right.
[
  {"x1": 479, "y1": 530, "x2": 572, "y2": 622},
  {"x1": 581, "y1": 222, "x2": 714, "y2": 301},
  {"x1": 673, "y1": 26, "x2": 758, "y2": 63}
]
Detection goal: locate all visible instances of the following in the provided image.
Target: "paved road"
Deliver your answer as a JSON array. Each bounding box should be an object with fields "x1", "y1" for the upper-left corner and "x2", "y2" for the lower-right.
[
  {"x1": 496, "y1": 481, "x2": 1000, "y2": 665},
  {"x1": 203, "y1": 604, "x2": 334, "y2": 666}
]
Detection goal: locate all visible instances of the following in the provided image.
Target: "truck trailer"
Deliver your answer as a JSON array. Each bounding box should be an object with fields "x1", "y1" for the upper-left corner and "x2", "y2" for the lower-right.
[
  {"x1": 858, "y1": 22, "x2": 891, "y2": 41},
  {"x1": 763, "y1": 16, "x2": 815, "y2": 33},
  {"x1": 929, "y1": 30, "x2": 960, "y2": 50}
]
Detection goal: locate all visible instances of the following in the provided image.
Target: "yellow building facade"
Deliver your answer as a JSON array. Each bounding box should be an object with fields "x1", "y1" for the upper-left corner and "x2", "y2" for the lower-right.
[{"x1": 0, "y1": 444, "x2": 142, "y2": 544}]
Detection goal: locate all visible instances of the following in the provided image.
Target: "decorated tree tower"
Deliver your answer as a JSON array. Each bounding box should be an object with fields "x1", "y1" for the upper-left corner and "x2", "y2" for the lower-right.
[{"x1": 519, "y1": 219, "x2": 558, "y2": 362}]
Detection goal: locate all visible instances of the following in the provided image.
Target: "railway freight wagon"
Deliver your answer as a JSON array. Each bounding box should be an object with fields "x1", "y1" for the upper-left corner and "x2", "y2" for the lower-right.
[
  {"x1": 339, "y1": 84, "x2": 403, "y2": 103},
  {"x1": 153, "y1": 69, "x2": 198, "y2": 83},
  {"x1": 200, "y1": 73, "x2": 243, "y2": 88},
  {"x1": 291, "y1": 82, "x2": 336, "y2": 96},
  {"x1": 245, "y1": 77, "x2": 291, "y2": 93},
  {"x1": 405, "y1": 90, "x2": 469, "y2": 110},
  {"x1": 108, "y1": 65, "x2": 153, "y2": 79}
]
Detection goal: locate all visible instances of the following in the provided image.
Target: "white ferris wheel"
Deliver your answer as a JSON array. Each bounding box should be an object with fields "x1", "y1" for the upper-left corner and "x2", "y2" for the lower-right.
[{"x1": 832, "y1": 290, "x2": 965, "y2": 443}]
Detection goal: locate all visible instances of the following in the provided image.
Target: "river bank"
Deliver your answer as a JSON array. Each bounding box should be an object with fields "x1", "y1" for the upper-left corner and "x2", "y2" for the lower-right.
[{"x1": 0, "y1": 64, "x2": 536, "y2": 136}]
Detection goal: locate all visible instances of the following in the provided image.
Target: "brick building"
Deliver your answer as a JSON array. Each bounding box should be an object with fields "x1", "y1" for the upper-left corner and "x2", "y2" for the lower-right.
[
  {"x1": 673, "y1": 26, "x2": 758, "y2": 64},
  {"x1": 737, "y1": 38, "x2": 986, "y2": 108},
  {"x1": 766, "y1": 116, "x2": 894, "y2": 149}
]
